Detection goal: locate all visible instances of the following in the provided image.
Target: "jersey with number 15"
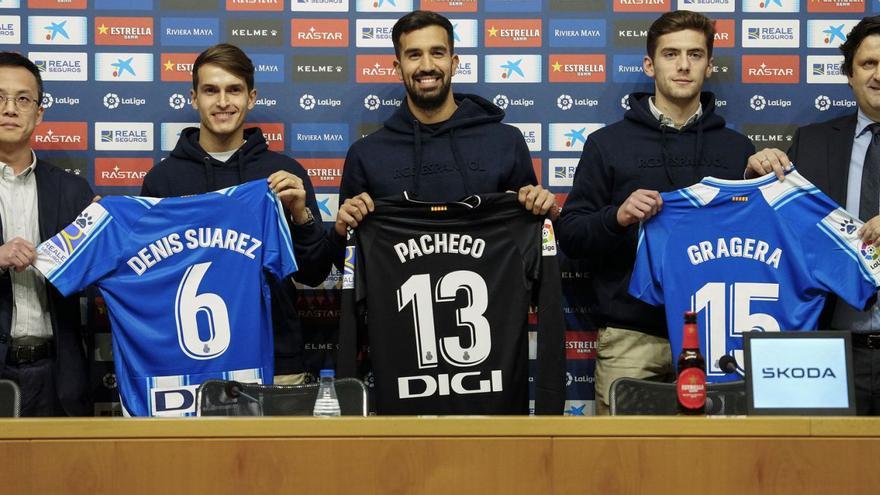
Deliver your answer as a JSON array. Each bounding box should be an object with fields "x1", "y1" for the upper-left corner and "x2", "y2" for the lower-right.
[
  {"x1": 34, "y1": 180, "x2": 298, "y2": 416},
  {"x1": 629, "y1": 170, "x2": 880, "y2": 382}
]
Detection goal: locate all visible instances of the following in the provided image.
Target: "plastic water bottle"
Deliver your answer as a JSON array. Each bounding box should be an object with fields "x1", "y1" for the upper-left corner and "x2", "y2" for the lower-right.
[{"x1": 313, "y1": 369, "x2": 341, "y2": 417}]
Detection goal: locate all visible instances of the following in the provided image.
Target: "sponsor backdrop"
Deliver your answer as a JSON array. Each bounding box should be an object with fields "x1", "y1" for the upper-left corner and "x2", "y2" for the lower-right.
[{"x1": 0, "y1": 0, "x2": 868, "y2": 416}]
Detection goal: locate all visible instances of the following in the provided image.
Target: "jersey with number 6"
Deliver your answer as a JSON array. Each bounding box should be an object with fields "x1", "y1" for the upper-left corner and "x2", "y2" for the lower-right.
[
  {"x1": 629, "y1": 170, "x2": 880, "y2": 382},
  {"x1": 34, "y1": 180, "x2": 298, "y2": 416},
  {"x1": 338, "y1": 192, "x2": 566, "y2": 415}
]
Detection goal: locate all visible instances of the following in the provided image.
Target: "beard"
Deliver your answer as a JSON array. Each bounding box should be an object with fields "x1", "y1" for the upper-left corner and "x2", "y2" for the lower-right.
[{"x1": 404, "y1": 71, "x2": 452, "y2": 111}]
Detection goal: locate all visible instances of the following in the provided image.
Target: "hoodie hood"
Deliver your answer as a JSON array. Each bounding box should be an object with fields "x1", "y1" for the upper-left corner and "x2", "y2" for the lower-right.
[
  {"x1": 625, "y1": 91, "x2": 724, "y2": 185},
  {"x1": 381, "y1": 93, "x2": 505, "y2": 198},
  {"x1": 169, "y1": 127, "x2": 269, "y2": 191}
]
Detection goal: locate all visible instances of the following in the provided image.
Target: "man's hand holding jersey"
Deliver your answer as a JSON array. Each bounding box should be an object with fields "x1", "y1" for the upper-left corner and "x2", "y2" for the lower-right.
[
  {"x1": 268, "y1": 171, "x2": 311, "y2": 225},
  {"x1": 335, "y1": 192, "x2": 375, "y2": 237},
  {"x1": 518, "y1": 184, "x2": 559, "y2": 221},
  {"x1": 746, "y1": 148, "x2": 790, "y2": 181},
  {"x1": 617, "y1": 189, "x2": 663, "y2": 227}
]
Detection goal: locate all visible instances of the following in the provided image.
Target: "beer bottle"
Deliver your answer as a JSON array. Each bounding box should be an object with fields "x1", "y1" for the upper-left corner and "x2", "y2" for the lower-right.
[{"x1": 677, "y1": 311, "x2": 706, "y2": 415}]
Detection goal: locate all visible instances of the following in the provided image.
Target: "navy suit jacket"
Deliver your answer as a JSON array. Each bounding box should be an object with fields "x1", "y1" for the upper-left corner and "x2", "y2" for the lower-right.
[{"x1": 0, "y1": 158, "x2": 94, "y2": 416}]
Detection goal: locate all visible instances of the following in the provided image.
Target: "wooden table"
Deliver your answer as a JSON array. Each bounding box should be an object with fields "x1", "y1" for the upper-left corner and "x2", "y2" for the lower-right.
[{"x1": 1, "y1": 416, "x2": 878, "y2": 495}]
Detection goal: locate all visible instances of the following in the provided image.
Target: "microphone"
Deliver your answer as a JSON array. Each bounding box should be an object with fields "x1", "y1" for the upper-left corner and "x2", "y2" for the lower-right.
[
  {"x1": 224, "y1": 381, "x2": 260, "y2": 404},
  {"x1": 718, "y1": 355, "x2": 745, "y2": 378}
]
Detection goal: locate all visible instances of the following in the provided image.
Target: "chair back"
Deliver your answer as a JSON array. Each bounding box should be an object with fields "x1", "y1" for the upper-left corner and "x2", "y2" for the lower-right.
[
  {"x1": 609, "y1": 377, "x2": 746, "y2": 415},
  {"x1": 0, "y1": 379, "x2": 21, "y2": 417}
]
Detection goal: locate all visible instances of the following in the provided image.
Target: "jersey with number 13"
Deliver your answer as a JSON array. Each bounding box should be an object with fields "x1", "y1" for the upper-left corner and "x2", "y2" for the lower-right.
[
  {"x1": 630, "y1": 169, "x2": 880, "y2": 382},
  {"x1": 35, "y1": 180, "x2": 298, "y2": 416}
]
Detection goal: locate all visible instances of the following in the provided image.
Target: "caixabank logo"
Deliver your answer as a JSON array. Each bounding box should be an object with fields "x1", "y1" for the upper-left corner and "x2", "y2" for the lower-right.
[
  {"x1": 0, "y1": 15, "x2": 21, "y2": 44},
  {"x1": 94, "y1": 158, "x2": 152, "y2": 187},
  {"x1": 31, "y1": 121, "x2": 87, "y2": 150},
  {"x1": 252, "y1": 54, "x2": 284, "y2": 83},
  {"x1": 292, "y1": 55, "x2": 348, "y2": 83},
  {"x1": 160, "y1": 18, "x2": 219, "y2": 46},
  {"x1": 291, "y1": 123, "x2": 348, "y2": 152},
  {"x1": 484, "y1": 19, "x2": 542, "y2": 48},
  {"x1": 807, "y1": 20, "x2": 860, "y2": 48},
  {"x1": 95, "y1": 53, "x2": 154, "y2": 81},
  {"x1": 508, "y1": 122, "x2": 541, "y2": 151},
  {"x1": 160, "y1": 53, "x2": 196, "y2": 81},
  {"x1": 548, "y1": 19, "x2": 606, "y2": 48},
  {"x1": 484, "y1": 55, "x2": 541, "y2": 83},
  {"x1": 29, "y1": 51, "x2": 88, "y2": 81},
  {"x1": 452, "y1": 19, "x2": 479, "y2": 48},
  {"x1": 355, "y1": 0, "x2": 412, "y2": 12},
  {"x1": 741, "y1": 55, "x2": 799, "y2": 84},
  {"x1": 299, "y1": 158, "x2": 344, "y2": 188},
  {"x1": 291, "y1": 0, "x2": 348, "y2": 11},
  {"x1": 549, "y1": 54, "x2": 606, "y2": 83},
  {"x1": 95, "y1": 122, "x2": 153, "y2": 151},
  {"x1": 548, "y1": 123, "x2": 603, "y2": 152},
  {"x1": 807, "y1": 0, "x2": 864, "y2": 12},
  {"x1": 742, "y1": 19, "x2": 799, "y2": 48},
  {"x1": 741, "y1": 123, "x2": 797, "y2": 150},
  {"x1": 291, "y1": 18, "x2": 348, "y2": 48},
  {"x1": 356, "y1": 19, "x2": 394, "y2": 48},
  {"x1": 245, "y1": 123, "x2": 284, "y2": 151},
  {"x1": 356, "y1": 55, "x2": 398, "y2": 83},
  {"x1": 227, "y1": 19, "x2": 283, "y2": 47},
  {"x1": 742, "y1": 0, "x2": 800, "y2": 12},
  {"x1": 28, "y1": 16, "x2": 87, "y2": 45},
  {"x1": 614, "y1": 0, "x2": 670, "y2": 12},
  {"x1": 420, "y1": 0, "x2": 478, "y2": 11},
  {"x1": 807, "y1": 55, "x2": 846, "y2": 84},
  {"x1": 95, "y1": 17, "x2": 154, "y2": 46},
  {"x1": 226, "y1": 0, "x2": 283, "y2": 11},
  {"x1": 677, "y1": 0, "x2": 734, "y2": 11}
]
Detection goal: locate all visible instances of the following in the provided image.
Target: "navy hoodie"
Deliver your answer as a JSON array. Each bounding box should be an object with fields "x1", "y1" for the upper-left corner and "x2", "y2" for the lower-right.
[
  {"x1": 141, "y1": 126, "x2": 331, "y2": 375},
  {"x1": 556, "y1": 92, "x2": 755, "y2": 337}
]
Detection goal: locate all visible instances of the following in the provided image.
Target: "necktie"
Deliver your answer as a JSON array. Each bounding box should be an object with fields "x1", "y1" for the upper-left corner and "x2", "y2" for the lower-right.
[{"x1": 859, "y1": 123, "x2": 880, "y2": 222}]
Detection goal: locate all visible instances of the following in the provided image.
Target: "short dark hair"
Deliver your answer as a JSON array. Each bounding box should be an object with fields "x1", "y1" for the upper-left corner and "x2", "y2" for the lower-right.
[
  {"x1": 0, "y1": 51, "x2": 44, "y2": 105},
  {"x1": 392, "y1": 10, "x2": 455, "y2": 59},
  {"x1": 646, "y1": 10, "x2": 716, "y2": 60},
  {"x1": 841, "y1": 16, "x2": 880, "y2": 77},
  {"x1": 192, "y1": 43, "x2": 255, "y2": 91}
]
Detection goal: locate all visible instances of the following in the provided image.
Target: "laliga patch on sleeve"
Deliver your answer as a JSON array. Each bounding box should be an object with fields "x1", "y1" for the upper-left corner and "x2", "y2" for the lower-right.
[{"x1": 542, "y1": 218, "x2": 557, "y2": 257}]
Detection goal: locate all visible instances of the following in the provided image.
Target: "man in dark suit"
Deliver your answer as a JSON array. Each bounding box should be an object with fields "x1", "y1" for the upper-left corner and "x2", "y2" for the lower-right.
[
  {"x1": 0, "y1": 52, "x2": 94, "y2": 416},
  {"x1": 747, "y1": 16, "x2": 880, "y2": 415}
]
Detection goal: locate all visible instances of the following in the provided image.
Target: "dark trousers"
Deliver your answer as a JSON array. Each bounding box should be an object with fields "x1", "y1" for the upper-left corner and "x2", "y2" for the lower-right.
[
  {"x1": 1, "y1": 358, "x2": 66, "y2": 417},
  {"x1": 852, "y1": 345, "x2": 880, "y2": 416}
]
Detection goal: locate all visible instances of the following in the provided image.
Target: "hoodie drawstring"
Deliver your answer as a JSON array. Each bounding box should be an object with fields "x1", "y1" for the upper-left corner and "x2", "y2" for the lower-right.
[
  {"x1": 659, "y1": 125, "x2": 673, "y2": 185},
  {"x1": 411, "y1": 119, "x2": 424, "y2": 198},
  {"x1": 203, "y1": 156, "x2": 215, "y2": 191}
]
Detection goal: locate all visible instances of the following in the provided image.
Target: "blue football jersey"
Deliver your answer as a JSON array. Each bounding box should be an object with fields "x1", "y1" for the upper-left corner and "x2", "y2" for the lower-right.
[
  {"x1": 629, "y1": 170, "x2": 880, "y2": 382},
  {"x1": 35, "y1": 180, "x2": 298, "y2": 416}
]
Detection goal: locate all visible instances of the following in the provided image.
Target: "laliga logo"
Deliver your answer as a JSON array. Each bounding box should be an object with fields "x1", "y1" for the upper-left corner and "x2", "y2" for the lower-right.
[
  {"x1": 492, "y1": 94, "x2": 509, "y2": 110},
  {"x1": 557, "y1": 94, "x2": 573, "y2": 111},
  {"x1": 103, "y1": 93, "x2": 120, "y2": 109},
  {"x1": 815, "y1": 95, "x2": 831, "y2": 112},
  {"x1": 300, "y1": 94, "x2": 316, "y2": 110},
  {"x1": 566, "y1": 372, "x2": 573, "y2": 387},
  {"x1": 102, "y1": 372, "x2": 117, "y2": 389},
  {"x1": 620, "y1": 95, "x2": 631, "y2": 110},
  {"x1": 364, "y1": 94, "x2": 381, "y2": 111},
  {"x1": 750, "y1": 95, "x2": 767, "y2": 111},
  {"x1": 41, "y1": 93, "x2": 53, "y2": 109},
  {"x1": 860, "y1": 242, "x2": 879, "y2": 262},
  {"x1": 169, "y1": 93, "x2": 187, "y2": 110}
]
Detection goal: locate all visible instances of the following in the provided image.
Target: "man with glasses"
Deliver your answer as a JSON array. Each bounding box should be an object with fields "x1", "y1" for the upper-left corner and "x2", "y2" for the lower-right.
[{"x1": 0, "y1": 52, "x2": 95, "y2": 416}]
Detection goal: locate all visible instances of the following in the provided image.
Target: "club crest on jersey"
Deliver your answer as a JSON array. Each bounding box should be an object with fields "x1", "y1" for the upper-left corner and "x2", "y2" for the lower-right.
[
  {"x1": 343, "y1": 245, "x2": 356, "y2": 289},
  {"x1": 542, "y1": 219, "x2": 557, "y2": 256}
]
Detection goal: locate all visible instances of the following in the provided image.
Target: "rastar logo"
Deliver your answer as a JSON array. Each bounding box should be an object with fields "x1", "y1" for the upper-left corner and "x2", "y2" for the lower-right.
[
  {"x1": 807, "y1": 0, "x2": 864, "y2": 12},
  {"x1": 356, "y1": 54, "x2": 398, "y2": 83},
  {"x1": 742, "y1": 55, "x2": 800, "y2": 83},
  {"x1": 420, "y1": 0, "x2": 478, "y2": 11},
  {"x1": 28, "y1": 0, "x2": 87, "y2": 9},
  {"x1": 95, "y1": 17, "x2": 154, "y2": 45},
  {"x1": 95, "y1": 158, "x2": 152, "y2": 187},
  {"x1": 713, "y1": 19, "x2": 735, "y2": 48},
  {"x1": 160, "y1": 53, "x2": 197, "y2": 82},
  {"x1": 245, "y1": 123, "x2": 284, "y2": 151},
  {"x1": 299, "y1": 158, "x2": 344, "y2": 187},
  {"x1": 291, "y1": 18, "x2": 348, "y2": 47},
  {"x1": 31, "y1": 122, "x2": 88, "y2": 150},
  {"x1": 485, "y1": 19, "x2": 542, "y2": 48},
  {"x1": 613, "y1": 0, "x2": 670, "y2": 12},
  {"x1": 549, "y1": 54, "x2": 606, "y2": 82},
  {"x1": 226, "y1": 0, "x2": 283, "y2": 11}
]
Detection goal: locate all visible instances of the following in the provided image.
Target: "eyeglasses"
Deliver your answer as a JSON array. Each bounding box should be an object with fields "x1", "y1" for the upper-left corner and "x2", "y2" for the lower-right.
[{"x1": 0, "y1": 94, "x2": 39, "y2": 112}]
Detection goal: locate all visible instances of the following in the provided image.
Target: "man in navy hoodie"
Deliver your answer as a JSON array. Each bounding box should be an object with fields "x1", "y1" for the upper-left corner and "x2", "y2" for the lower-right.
[
  {"x1": 141, "y1": 44, "x2": 330, "y2": 385},
  {"x1": 556, "y1": 11, "x2": 755, "y2": 415},
  {"x1": 332, "y1": 10, "x2": 556, "y2": 240}
]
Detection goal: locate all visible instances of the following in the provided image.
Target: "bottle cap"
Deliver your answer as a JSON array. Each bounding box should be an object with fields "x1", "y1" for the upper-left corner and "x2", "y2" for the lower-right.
[{"x1": 319, "y1": 369, "x2": 335, "y2": 378}]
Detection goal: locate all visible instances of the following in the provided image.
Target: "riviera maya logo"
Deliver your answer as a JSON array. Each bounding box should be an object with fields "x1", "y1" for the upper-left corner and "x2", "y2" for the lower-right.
[{"x1": 860, "y1": 241, "x2": 878, "y2": 262}]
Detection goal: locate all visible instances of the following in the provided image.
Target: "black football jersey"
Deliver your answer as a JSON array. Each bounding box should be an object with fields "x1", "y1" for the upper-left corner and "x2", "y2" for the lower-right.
[{"x1": 338, "y1": 192, "x2": 565, "y2": 415}]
